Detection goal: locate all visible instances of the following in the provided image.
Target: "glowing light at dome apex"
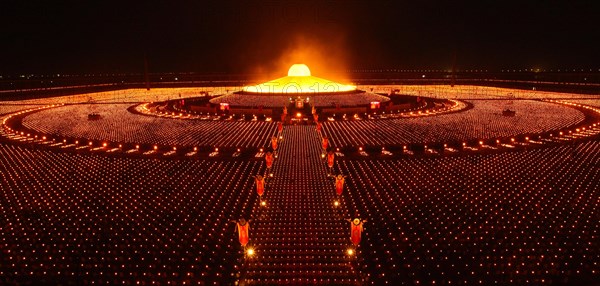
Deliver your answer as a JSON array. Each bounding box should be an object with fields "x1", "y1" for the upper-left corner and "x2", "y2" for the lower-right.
[
  {"x1": 242, "y1": 64, "x2": 356, "y2": 94},
  {"x1": 287, "y1": 64, "x2": 311, "y2": 76}
]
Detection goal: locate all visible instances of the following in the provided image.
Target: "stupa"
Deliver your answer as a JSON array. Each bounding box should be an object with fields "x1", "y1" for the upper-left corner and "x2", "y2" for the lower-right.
[
  {"x1": 210, "y1": 64, "x2": 390, "y2": 108},
  {"x1": 242, "y1": 64, "x2": 356, "y2": 94}
]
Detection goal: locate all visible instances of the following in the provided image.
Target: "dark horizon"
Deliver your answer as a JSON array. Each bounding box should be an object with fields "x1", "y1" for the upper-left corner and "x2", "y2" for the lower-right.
[{"x1": 2, "y1": 0, "x2": 599, "y2": 75}]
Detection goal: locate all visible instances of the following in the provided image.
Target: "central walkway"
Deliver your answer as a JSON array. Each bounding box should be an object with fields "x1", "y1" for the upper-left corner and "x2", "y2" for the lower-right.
[{"x1": 239, "y1": 125, "x2": 363, "y2": 285}]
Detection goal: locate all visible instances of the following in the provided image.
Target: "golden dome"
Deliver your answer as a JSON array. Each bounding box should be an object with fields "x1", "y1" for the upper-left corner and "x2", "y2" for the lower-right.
[{"x1": 243, "y1": 64, "x2": 355, "y2": 94}]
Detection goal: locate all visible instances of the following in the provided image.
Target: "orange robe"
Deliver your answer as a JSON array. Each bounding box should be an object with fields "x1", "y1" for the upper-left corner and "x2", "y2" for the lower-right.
[
  {"x1": 350, "y1": 221, "x2": 363, "y2": 246},
  {"x1": 271, "y1": 137, "x2": 278, "y2": 151},
  {"x1": 237, "y1": 222, "x2": 250, "y2": 247},
  {"x1": 265, "y1": 153, "x2": 273, "y2": 168},
  {"x1": 327, "y1": 152, "x2": 335, "y2": 168},
  {"x1": 335, "y1": 177, "x2": 345, "y2": 196},
  {"x1": 322, "y1": 137, "x2": 329, "y2": 150},
  {"x1": 255, "y1": 178, "x2": 265, "y2": 196}
]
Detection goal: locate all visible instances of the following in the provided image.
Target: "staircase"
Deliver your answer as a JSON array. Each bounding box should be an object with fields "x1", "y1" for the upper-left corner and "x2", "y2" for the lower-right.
[{"x1": 238, "y1": 125, "x2": 363, "y2": 285}]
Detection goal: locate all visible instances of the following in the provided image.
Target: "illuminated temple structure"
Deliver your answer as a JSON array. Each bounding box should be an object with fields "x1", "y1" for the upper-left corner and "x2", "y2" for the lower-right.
[
  {"x1": 242, "y1": 64, "x2": 356, "y2": 93},
  {"x1": 210, "y1": 64, "x2": 390, "y2": 108}
]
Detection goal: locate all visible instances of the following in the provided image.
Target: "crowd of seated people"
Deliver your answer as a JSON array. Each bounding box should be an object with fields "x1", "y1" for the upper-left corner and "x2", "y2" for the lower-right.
[
  {"x1": 1, "y1": 88, "x2": 599, "y2": 285},
  {"x1": 366, "y1": 85, "x2": 600, "y2": 101},
  {"x1": 20, "y1": 103, "x2": 278, "y2": 148},
  {"x1": 2, "y1": 127, "x2": 598, "y2": 285},
  {"x1": 565, "y1": 99, "x2": 600, "y2": 108},
  {"x1": 2, "y1": 85, "x2": 596, "y2": 109},
  {"x1": 0, "y1": 143, "x2": 266, "y2": 285},
  {"x1": 334, "y1": 140, "x2": 600, "y2": 285},
  {"x1": 16, "y1": 99, "x2": 587, "y2": 152},
  {"x1": 0, "y1": 104, "x2": 46, "y2": 116},
  {"x1": 321, "y1": 100, "x2": 584, "y2": 147}
]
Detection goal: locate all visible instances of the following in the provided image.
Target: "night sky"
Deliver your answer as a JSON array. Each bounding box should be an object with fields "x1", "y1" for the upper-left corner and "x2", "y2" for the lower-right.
[{"x1": 1, "y1": 0, "x2": 598, "y2": 75}]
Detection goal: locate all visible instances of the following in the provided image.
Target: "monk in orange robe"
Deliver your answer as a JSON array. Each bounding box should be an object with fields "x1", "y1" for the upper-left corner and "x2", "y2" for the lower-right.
[
  {"x1": 271, "y1": 136, "x2": 278, "y2": 151},
  {"x1": 335, "y1": 174, "x2": 346, "y2": 196},
  {"x1": 255, "y1": 175, "x2": 265, "y2": 197},
  {"x1": 346, "y1": 217, "x2": 367, "y2": 246},
  {"x1": 327, "y1": 151, "x2": 335, "y2": 169},
  {"x1": 265, "y1": 152, "x2": 274, "y2": 169},
  {"x1": 232, "y1": 218, "x2": 252, "y2": 247}
]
